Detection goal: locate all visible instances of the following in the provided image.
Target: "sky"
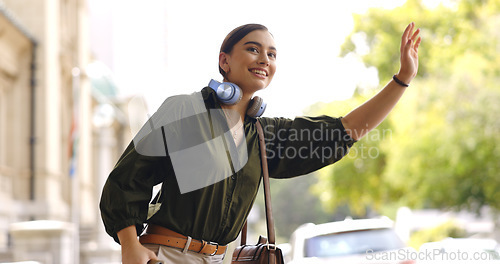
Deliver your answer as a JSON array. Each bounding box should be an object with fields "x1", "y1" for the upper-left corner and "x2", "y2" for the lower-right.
[{"x1": 88, "y1": 0, "x2": 410, "y2": 118}]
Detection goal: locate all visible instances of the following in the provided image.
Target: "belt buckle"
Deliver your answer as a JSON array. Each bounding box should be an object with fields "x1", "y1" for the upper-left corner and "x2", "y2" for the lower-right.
[{"x1": 207, "y1": 241, "x2": 219, "y2": 256}]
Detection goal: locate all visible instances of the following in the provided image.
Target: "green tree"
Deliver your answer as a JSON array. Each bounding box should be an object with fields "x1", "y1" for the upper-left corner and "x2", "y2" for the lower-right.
[
  {"x1": 307, "y1": 94, "x2": 396, "y2": 215},
  {"x1": 311, "y1": 0, "x2": 500, "y2": 216},
  {"x1": 408, "y1": 220, "x2": 466, "y2": 249}
]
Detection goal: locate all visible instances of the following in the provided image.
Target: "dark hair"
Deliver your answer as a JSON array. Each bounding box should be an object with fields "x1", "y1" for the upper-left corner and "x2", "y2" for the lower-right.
[{"x1": 219, "y1": 24, "x2": 269, "y2": 77}]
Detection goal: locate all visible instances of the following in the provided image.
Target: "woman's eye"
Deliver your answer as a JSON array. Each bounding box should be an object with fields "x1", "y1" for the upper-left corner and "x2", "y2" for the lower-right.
[
  {"x1": 268, "y1": 52, "x2": 277, "y2": 59},
  {"x1": 247, "y1": 47, "x2": 258, "y2": 53}
]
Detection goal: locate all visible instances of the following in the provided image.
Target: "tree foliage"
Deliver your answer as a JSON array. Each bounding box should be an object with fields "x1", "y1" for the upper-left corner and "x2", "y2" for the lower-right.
[
  {"x1": 311, "y1": 0, "x2": 500, "y2": 217},
  {"x1": 408, "y1": 220, "x2": 466, "y2": 249}
]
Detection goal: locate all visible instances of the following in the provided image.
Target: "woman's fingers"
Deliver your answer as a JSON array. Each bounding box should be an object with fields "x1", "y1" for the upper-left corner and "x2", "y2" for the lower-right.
[
  {"x1": 401, "y1": 23, "x2": 421, "y2": 56},
  {"x1": 411, "y1": 28, "x2": 420, "y2": 41},
  {"x1": 414, "y1": 36, "x2": 422, "y2": 52},
  {"x1": 401, "y1": 22, "x2": 414, "y2": 47}
]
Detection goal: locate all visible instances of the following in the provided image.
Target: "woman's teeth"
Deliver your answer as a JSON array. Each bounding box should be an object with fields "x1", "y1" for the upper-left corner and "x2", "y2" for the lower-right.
[{"x1": 251, "y1": 69, "x2": 266, "y2": 76}]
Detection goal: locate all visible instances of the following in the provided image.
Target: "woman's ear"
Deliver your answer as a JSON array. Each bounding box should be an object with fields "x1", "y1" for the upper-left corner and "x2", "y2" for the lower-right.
[{"x1": 219, "y1": 52, "x2": 230, "y2": 74}]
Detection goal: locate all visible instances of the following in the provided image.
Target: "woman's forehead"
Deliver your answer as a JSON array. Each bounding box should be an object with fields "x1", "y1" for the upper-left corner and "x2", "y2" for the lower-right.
[{"x1": 238, "y1": 30, "x2": 276, "y2": 49}]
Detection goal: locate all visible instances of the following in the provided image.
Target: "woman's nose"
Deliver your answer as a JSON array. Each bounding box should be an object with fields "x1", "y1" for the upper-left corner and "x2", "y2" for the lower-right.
[{"x1": 258, "y1": 53, "x2": 269, "y2": 65}]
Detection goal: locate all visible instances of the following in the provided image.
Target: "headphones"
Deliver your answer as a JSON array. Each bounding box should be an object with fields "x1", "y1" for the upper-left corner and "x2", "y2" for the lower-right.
[{"x1": 208, "y1": 79, "x2": 266, "y2": 117}]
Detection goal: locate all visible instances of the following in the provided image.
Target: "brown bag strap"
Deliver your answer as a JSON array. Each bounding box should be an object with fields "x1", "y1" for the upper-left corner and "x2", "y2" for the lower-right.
[
  {"x1": 256, "y1": 119, "x2": 276, "y2": 245},
  {"x1": 240, "y1": 119, "x2": 276, "y2": 246},
  {"x1": 240, "y1": 221, "x2": 247, "y2": 245}
]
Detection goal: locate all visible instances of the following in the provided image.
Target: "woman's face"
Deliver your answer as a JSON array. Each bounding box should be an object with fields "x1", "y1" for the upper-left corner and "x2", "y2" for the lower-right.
[{"x1": 221, "y1": 30, "x2": 277, "y2": 93}]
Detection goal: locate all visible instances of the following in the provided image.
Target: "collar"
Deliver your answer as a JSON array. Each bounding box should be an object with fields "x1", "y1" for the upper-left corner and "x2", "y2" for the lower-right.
[{"x1": 201, "y1": 86, "x2": 220, "y2": 109}]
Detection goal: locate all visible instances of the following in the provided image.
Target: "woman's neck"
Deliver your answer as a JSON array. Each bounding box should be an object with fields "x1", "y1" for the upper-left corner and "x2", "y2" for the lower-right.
[
  {"x1": 221, "y1": 78, "x2": 256, "y2": 120},
  {"x1": 221, "y1": 92, "x2": 252, "y2": 122}
]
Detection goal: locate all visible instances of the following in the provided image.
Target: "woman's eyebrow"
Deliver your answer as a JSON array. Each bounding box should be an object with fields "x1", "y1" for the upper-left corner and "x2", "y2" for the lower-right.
[{"x1": 243, "y1": 41, "x2": 277, "y2": 51}]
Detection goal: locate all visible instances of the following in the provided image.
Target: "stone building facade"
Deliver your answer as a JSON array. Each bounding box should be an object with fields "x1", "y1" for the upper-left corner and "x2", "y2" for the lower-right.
[{"x1": 0, "y1": 0, "x2": 132, "y2": 263}]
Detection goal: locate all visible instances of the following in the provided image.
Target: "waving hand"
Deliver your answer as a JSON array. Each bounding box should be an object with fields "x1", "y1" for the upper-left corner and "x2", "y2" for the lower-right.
[{"x1": 397, "y1": 22, "x2": 422, "y2": 84}]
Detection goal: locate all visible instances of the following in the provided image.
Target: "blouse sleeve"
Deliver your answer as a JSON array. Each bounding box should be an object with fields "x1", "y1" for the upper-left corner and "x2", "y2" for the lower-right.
[
  {"x1": 99, "y1": 91, "x2": 206, "y2": 243},
  {"x1": 99, "y1": 128, "x2": 170, "y2": 244},
  {"x1": 259, "y1": 115, "x2": 356, "y2": 179}
]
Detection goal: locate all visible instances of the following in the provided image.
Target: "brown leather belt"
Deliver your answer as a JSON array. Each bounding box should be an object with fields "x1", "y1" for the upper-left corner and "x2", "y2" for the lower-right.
[{"x1": 139, "y1": 225, "x2": 227, "y2": 256}]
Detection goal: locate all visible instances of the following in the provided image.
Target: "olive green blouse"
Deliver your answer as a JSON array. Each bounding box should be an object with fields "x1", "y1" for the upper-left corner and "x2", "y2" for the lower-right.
[{"x1": 99, "y1": 87, "x2": 356, "y2": 245}]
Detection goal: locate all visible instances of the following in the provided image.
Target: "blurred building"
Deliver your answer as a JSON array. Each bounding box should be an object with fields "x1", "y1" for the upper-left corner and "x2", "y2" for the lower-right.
[{"x1": 0, "y1": 0, "x2": 138, "y2": 263}]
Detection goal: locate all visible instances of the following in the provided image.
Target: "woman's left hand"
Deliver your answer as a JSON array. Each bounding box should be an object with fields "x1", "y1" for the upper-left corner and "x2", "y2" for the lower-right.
[{"x1": 396, "y1": 22, "x2": 421, "y2": 84}]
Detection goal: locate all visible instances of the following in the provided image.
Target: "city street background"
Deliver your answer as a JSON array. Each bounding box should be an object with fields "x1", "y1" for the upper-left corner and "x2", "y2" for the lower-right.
[{"x1": 0, "y1": 0, "x2": 498, "y2": 263}]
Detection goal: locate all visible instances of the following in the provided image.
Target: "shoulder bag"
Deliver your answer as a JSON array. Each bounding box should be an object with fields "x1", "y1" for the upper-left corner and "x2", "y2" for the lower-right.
[{"x1": 231, "y1": 119, "x2": 284, "y2": 264}]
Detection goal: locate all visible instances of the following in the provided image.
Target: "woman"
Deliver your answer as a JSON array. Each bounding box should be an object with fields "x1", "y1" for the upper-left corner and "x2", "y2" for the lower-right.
[{"x1": 100, "y1": 23, "x2": 421, "y2": 264}]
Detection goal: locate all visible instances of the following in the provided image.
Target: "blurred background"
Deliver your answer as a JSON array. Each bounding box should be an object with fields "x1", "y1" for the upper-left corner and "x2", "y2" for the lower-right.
[{"x1": 0, "y1": 0, "x2": 498, "y2": 263}]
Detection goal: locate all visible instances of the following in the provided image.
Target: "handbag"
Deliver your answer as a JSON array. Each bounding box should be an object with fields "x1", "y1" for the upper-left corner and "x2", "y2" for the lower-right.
[{"x1": 231, "y1": 119, "x2": 284, "y2": 264}]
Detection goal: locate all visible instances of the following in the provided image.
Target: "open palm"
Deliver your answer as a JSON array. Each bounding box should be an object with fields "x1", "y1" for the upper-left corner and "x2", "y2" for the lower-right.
[{"x1": 398, "y1": 22, "x2": 421, "y2": 84}]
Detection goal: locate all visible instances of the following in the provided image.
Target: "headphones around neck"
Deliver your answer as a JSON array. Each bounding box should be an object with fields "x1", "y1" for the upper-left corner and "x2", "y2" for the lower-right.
[{"x1": 208, "y1": 79, "x2": 266, "y2": 118}]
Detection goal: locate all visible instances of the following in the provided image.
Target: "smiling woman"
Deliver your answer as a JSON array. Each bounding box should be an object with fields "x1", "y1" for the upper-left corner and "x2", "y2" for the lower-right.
[
  {"x1": 219, "y1": 24, "x2": 277, "y2": 98},
  {"x1": 99, "y1": 22, "x2": 421, "y2": 264},
  {"x1": 218, "y1": 24, "x2": 270, "y2": 75}
]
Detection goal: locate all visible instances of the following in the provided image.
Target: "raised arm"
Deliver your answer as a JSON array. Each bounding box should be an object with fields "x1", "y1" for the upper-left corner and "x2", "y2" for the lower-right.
[{"x1": 341, "y1": 22, "x2": 421, "y2": 141}]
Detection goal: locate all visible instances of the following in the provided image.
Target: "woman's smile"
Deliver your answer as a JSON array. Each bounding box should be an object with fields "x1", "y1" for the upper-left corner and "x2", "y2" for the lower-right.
[{"x1": 249, "y1": 68, "x2": 268, "y2": 78}]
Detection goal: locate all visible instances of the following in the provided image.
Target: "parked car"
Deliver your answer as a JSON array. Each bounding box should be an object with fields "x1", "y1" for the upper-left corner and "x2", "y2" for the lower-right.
[{"x1": 286, "y1": 217, "x2": 414, "y2": 264}]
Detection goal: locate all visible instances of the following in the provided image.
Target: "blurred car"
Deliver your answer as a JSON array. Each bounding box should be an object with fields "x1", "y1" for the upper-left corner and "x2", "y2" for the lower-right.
[{"x1": 286, "y1": 217, "x2": 413, "y2": 264}]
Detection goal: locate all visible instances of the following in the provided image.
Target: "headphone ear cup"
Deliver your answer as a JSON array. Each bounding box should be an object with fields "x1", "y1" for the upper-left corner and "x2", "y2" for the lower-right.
[
  {"x1": 246, "y1": 96, "x2": 266, "y2": 117},
  {"x1": 217, "y1": 82, "x2": 242, "y2": 105}
]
